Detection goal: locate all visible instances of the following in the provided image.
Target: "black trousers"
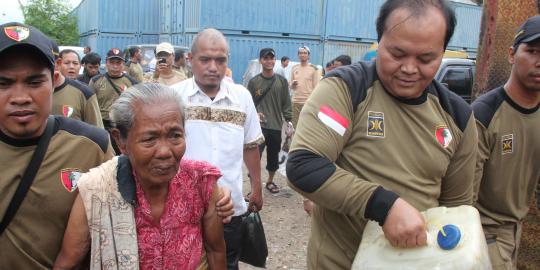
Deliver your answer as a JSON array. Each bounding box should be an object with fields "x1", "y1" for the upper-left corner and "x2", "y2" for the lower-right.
[
  {"x1": 258, "y1": 128, "x2": 281, "y2": 172},
  {"x1": 224, "y1": 216, "x2": 243, "y2": 270}
]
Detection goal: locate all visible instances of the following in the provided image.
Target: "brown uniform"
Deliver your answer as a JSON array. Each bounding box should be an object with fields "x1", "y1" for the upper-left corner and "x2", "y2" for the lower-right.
[
  {"x1": 52, "y1": 78, "x2": 103, "y2": 128},
  {"x1": 126, "y1": 61, "x2": 144, "y2": 83},
  {"x1": 89, "y1": 73, "x2": 137, "y2": 121},
  {"x1": 286, "y1": 62, "x2": 477, "y2": 269},
  {"x1": 473, "y1": 86, "x2": 540, "y2": 269},
  {"x1": 0, "y1": 116, "x2": 114, "y2": 269},
  {"x1": 290, "y1": 63, "x2": 320, "y2": 127}
]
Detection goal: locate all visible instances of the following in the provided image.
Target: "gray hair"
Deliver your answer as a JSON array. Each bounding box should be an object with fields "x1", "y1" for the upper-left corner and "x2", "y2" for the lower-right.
[
  {"x1": 109, "y1": 83, "x2": 185, "y2": 139},
  {"x1": 190, "y1": 28, "x2": 229, "y2": 55}
]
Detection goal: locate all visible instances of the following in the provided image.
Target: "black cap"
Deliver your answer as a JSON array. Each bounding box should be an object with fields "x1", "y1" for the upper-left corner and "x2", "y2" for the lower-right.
[
  {"x1": 513, "y1": 15, "x2": 540, "y2": 48},
  {"x1": 0, "y1": 22, "x2": 55, "y2": 70},
  {"x1": 259, "y1": 48, "x2": 275, "y2": 58},
  {"x1": 106, "y1": 48, "x2": 125, "y2": 61}
]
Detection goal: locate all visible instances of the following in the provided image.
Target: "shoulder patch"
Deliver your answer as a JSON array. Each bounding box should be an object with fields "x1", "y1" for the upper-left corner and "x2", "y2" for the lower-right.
[
  {"x1": 427, "y1": 80, "x2": 473, "y2": 132},
  {"x1": 471, "y1": 87, "x2": 505, "y2": 129},
  {"x1": 55, "y1": 116, "x2": 110, "y2": 153},
  {"x1": 66, "y1": 78, "x2": 95, "y2": 99},
  {"x1": 60, "y1": 168, "x2": 82, "y2": 192},
  {"x1": 324, "y1": 61, "x2": 377, "y2": 112}
]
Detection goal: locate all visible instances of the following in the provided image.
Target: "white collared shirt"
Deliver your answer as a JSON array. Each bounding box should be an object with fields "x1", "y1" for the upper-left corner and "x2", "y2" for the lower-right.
[{"x1": 173, "y1": 78, "x2": 264, "y2": 216}]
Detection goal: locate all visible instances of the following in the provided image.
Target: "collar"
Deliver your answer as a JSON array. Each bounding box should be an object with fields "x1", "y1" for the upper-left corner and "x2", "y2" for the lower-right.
[
  {"x1": 116, "y1": 155, "x2": 137, "y2": 206},
  {"x1": 502, "y1": 87, "x2": 540, "y2": 114},
  {"x1": 54, "y1": 78, "x2": 69, "y2": 93},
  {"x1": 186, "y1": 77, "x2": 239, "y2": 104}
]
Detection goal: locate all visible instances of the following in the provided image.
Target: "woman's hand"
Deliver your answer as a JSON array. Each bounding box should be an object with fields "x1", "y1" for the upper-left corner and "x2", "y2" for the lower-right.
[{"x1": 216, "y1": 186, "x2": 234, "y2": 223}]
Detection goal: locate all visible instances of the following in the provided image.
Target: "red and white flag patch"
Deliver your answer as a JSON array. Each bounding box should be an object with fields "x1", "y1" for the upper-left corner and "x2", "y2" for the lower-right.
[{"x1": 318, "y1": 106, "x2": 349, "y2": 136}]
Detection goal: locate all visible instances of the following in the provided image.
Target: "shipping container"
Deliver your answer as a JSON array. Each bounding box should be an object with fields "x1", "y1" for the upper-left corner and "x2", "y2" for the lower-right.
[
  {"x1": 322, "y1": 41, "x2": 372, "y2": 66},
  {"x1": 168, "y1": 33, "x2": 322, "y2": 83},
  {"x1": 323, "y1": 0, "x2": 385, "y2": 41},
  {"x1": 447, "y1": 1, "x2": 483, "y2": 50},
  {"x1": 161, "y1": 0, "x2": 324, "y2": 38},
  {"x1": 74, "y1": 0, "x2": 159, "y2": 35},
  {"x1": 80, "y1": 33, "x2": 159, "y2": 61}
]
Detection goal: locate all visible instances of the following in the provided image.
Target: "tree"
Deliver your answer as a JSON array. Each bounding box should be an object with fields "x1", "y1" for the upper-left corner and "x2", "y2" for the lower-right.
[{"x1": 20, "y1": 0, "x2": 79, "y2": 46}]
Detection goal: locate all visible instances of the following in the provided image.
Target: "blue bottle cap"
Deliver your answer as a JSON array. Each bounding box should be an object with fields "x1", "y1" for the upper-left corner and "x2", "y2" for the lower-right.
[{"x1": 437, "y1": 224, "x2": 461, "y2": 250}]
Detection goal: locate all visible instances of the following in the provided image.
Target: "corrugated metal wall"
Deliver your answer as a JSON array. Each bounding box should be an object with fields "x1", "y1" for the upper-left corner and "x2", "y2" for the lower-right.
[
  {"x1": 324, "y1": 0, "x2": 384, "y2": 41},
  {"x1": 74, "y1": 0, "x2": 482, "y2": 83}
]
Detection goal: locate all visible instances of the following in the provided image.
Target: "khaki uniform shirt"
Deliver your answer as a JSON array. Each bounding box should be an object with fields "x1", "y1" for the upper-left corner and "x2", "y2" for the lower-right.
[
  {"x1": 126, "y1": 61, "x2": 144, "y2": 83},
  {"x1": 473, "y1": 86, "x2": 540, "y2": 225},
  {"x1": 52, "y1": 78, "x2": 103, "y2": 128},
  {"x1": 0, "y1": 116, "x2": 114, "y2": 269},
  {"x1": 89, "y1": 73, "x2": 137, "y2": 121},
  {"x1": 290, "y1": 63, "x2": 320, "y2": 104},
  {"x1": 286, "y1": 63, "x2": 477, "y2": 269}
]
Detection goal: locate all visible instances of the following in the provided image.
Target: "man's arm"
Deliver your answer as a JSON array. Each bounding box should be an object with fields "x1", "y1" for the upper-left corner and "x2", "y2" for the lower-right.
[
  {"x1": 472, "y1": 119, "x2": 492, "y2": 203},
  {"x1": 53, "y1": 195, "x2": 89, "y2": 270},
  {"x1": 280, "y1": 77, "x2": 292, "y2": 122},
  {"x1": 244, "y1": 146, "x2": 263, "y2": 211},
  {"x1": 439, "y1": 114, "x2": 478, "y2": 207},
  {"x1": 203, "y1": 183, "x2": 227, "y2": 270},
  {"x1": 83, "y1": 94, "x2": 104, "y2": 128}
]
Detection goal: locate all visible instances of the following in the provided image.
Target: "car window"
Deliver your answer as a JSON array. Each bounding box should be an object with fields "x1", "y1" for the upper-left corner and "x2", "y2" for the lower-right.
[{"x1": 440, "y1": 67, "x2": 472, "y2": 103}]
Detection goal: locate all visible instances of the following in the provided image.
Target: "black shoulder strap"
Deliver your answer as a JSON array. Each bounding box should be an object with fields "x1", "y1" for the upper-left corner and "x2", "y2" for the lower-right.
[
  {"x1": 254, "y1": 76, "x2": 277, "y2": 107},
  {"x1": 105, "y1": 73, "x2": 123, "y2": 96},
  {"x1": 0, "y1": 115, "x2": 56, "y2": 236}
]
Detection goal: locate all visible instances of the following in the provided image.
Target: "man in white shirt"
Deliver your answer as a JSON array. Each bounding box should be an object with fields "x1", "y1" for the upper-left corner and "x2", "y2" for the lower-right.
[{"x1": 173, "y1": 28, "x2": 264, "y2": 270}]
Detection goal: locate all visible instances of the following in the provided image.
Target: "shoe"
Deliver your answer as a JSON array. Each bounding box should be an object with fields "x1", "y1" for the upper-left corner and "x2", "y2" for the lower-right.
[{"x1": 265, "y1": 182, "x2": 280, "y2": 194}]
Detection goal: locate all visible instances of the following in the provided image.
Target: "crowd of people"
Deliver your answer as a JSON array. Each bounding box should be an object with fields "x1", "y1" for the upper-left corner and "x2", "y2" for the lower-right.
[{"x1": 0, "y1": 0, "x2": 538, "y2": 269}]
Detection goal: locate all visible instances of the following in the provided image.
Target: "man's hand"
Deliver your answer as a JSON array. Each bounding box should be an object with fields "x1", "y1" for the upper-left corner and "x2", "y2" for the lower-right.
[
  {"x1": 247, "y1": 190, "x2": 263, "y2": 212},
  {"x1": 303, "y1": 198, "x2": 313, "y2": 216},
  {"x1": 216, "y1": 186, "x2": 234, "y2": 223},
  {"x1": 382, "y1": 198, "x2": 427, "y2": 248},
  {"x1": 286, "y1": 121, "x2": 295, "y2": 136}
]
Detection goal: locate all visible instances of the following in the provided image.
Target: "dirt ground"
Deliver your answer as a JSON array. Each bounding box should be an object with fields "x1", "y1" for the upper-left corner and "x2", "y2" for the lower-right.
[{"x1": 239, "y1": 152, "x2": 540, "y2": 270}]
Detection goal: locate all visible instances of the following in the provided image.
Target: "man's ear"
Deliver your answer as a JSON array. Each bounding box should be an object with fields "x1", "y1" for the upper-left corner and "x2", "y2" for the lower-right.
[
  {"x1": 508, "y1": 46, "x2": 516, "y2": 65},
  {"x1": 111, "y1": 128, "x2": 127, "y2": 155},
  {"x1": 53, "y1": 71, "x2": 62, "y2": 87}
]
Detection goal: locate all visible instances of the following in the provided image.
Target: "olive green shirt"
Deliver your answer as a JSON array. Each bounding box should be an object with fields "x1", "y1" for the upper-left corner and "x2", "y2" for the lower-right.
[
  {"x1": 473, "y1": 86, "x2": 540, "y2": 225},
  {"x1": 247, "y1": 73, "x2": 292, "y2": 131},
  {"x1": 52, "y1": 78, "x2": 103, "y2": 128},
  {"x1": 89, "y1": 73, "x2": 137, "y2": 121},
  {"x1": 287, "y1": 63, "x2": 477, "y2": 269},
  {"x1": 126, "y1": 61, "x2": 144, "y2": 83},
  {"x1": 0, "y1": 116, "x2": 114, "y2": 269}
]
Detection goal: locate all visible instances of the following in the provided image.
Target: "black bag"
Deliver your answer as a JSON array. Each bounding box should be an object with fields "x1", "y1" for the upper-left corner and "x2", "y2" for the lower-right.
[{"x1": 239, "y1": 211, "x2": 268, "y2": 267}]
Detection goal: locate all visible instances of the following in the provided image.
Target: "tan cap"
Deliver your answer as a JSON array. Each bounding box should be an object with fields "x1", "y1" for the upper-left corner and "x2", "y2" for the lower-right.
[{"x1": 156, "y1": 42, "x2": 174, "y2": 55}]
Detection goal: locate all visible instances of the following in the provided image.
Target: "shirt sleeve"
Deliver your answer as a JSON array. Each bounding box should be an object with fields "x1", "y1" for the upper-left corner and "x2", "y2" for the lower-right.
[
  {"x1": 83, "y1": 94, "x2": 104, "y2": 128},
  {"x1": 473, "y1": 119, "x2": 492, "y2": 203},
  {"x1": 311, "y1": 66, "x2": 321, "y2": 90},
  {"x1": 281, "y1": 77, "x2": 292, "y2": 122},
  {"x1": 240, "y1": 86, "x2": 264, "y2": 148},
  {"x1": 286, "y1": 77, "x2": 392, "y2": 221},
  {"x1": 439, "y1": 113, "x2": 478, "y2": 207}
]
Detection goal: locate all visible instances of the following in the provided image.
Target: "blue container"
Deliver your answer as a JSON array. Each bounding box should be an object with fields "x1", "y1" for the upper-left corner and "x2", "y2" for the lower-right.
[
  {"x1": 169, "y1": 33, "x2": 322, "y2": 84},
  {"x1": 161, "y1": 0, "x2": 324, "y2": 38},
  {"x1": 74, "y1": 0, "x2": 159, "y2": 34},
  {"x1": 448, "y1": 2, "x2": 482, "y2": 50},
  {"x1": 80, "y1": 33, "x2": 159, "y2": 62},
  {"x1": 323, "y1": 0, "x2": 385, "y2": 41}
]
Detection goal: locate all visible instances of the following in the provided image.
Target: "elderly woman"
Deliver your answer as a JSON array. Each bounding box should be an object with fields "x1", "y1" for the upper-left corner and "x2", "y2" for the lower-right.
[{"x1": 53, "y1": 83, "x2": 226, "y2": 270}]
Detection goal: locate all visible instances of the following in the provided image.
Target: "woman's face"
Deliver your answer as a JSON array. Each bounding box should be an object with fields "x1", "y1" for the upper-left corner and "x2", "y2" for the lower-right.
[{"x1": 120, "y1": 101, "x2": 185, "y2": 186}]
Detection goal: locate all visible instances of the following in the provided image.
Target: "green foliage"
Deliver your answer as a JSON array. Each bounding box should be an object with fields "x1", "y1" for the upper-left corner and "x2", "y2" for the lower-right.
[{"x1": 21, "y1": 0, "x2": 79, "y2": 46}]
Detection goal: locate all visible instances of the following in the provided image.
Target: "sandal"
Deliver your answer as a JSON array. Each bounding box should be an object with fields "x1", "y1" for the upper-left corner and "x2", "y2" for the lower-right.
[{"x1": 265, "y1": 182, "x2": 280, "y2": 194}]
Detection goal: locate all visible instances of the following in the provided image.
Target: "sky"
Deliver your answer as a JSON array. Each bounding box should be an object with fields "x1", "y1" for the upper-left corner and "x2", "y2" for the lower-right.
[{"x1": 0, "y1": 0, "x2": 81, "y2": 24}]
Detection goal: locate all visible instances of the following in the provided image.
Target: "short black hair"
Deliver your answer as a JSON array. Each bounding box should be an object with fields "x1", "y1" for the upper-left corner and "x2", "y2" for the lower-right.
[
  {"x1": 281, "y1": 56, "x2": 289, "y2": 62},
  {"x1": 326, "y1": 61, "x2": 333, "y2": 68},
  {"x1": 82, "y1": 52, "x2": 101, "y2": 65},
  {"x1": 174, "y1": 49, "x2": 185, "y2": 62},
  {"x1": 128, "y1": 46, "x2": 140, "y2": 57},
  {"x1": 334, "y1": 55, "x2": 352, "y2": 65},
  {"x1": 59, "y1": 49, "x2": 81, "y2": 61},
  {"x1": 376, "y1": 0, "x2": 456, "y2": 50}
]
